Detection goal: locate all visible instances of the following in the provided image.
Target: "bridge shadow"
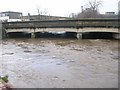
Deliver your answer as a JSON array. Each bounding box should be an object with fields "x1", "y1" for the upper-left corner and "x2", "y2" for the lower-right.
[
  {"x1": 82, "y1": 32, "x2": 116, "y2": 39},
  {"x1": 35, "y1": 32, "x2": 77, "y2": 39},
  {"x1": 7, "y1": 32, "x2": 31, "y2": 38},
  {"x1": 6, "y1": 31, "x2": 118, "y2": 39}
]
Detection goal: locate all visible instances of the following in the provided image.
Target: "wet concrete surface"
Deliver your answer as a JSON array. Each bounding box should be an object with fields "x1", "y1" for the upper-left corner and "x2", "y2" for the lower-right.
[{"x1": 0, "y1": 38, "x2": 118, "y2": 88}]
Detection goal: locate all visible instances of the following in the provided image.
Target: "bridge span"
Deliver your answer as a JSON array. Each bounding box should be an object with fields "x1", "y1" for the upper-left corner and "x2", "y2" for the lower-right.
[{"x1": 1, "y1": 19, "x2": 120, "y2": 39}]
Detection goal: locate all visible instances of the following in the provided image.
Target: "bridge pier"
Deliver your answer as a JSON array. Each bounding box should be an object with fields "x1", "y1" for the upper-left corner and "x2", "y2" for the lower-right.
[
  {"x1": 113, "y1": 33, "x2": 120, "y2": 40},
  {"x1": 77, "y1": 32, "x2": 83, "y2": 39},
  {"x1": 31, "y1": 32, "x2": 36, "y2": 38},
  {"x1": 31, "y1": 29, "x2": 36, "y2": 38}
]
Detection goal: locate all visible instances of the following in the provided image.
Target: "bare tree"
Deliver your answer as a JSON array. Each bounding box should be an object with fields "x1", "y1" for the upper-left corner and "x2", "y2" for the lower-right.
[
  {"x1": 88, "y1": 0, "x2": 102, "y2": 11},
  {"x1": 37, "y1": 8, "x2": 40, "y2": 15},
  {"x1": 84, "y1": 0, "x2": 102, "y2": 18},
  {"x1": 37, "y1": 8, "x2": 49, "y2": 20},
  {"x1": 72, "y1": 0, "x2": 102, "y2": 19}
]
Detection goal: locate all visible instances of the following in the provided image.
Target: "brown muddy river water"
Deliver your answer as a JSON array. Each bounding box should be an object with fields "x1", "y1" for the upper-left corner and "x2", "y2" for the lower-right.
[{"x1": 0, "y1": 38, "x2": 118, "y2": 88}]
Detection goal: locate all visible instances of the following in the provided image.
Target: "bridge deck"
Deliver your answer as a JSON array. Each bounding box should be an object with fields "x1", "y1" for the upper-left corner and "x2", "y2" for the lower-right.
[{"x1": 2, "y1": 18, "x2": 119, "y2": 29}]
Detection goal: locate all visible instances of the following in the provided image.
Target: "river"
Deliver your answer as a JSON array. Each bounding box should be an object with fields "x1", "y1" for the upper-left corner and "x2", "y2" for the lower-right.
[{"x1": 0, "y1": 38, "x2": 118, "y2": 88}]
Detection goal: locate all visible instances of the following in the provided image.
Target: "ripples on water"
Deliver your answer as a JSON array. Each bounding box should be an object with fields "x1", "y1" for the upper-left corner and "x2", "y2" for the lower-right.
[{"x1": 0, "y1": 38, "x2": 118, "y2": 88}]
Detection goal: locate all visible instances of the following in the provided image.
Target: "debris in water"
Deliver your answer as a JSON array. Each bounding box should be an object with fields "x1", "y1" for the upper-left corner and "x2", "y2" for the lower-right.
[
  {"x1": 24, "y1": 50, "x2": 32, "y2": 53},
  {"x1": 2, "y1": 53, "x2": 14, "y2": 55},
  {"x1": 56, "y1": 63, "x2": 62, "y2": 65},
  {"x1": 0, "y1": 75, "x2": 9, "y2": 83}
]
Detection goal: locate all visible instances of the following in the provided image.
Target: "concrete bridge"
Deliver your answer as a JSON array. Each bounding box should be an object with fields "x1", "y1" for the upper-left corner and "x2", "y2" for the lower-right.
[{"x1": 0, "y1": 19, "x2": 120, "y2": 39}]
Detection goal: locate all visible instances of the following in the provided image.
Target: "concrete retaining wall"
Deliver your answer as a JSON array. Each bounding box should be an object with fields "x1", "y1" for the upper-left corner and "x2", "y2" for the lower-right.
[
  {"x1": 0, "y1": 22, "x2": 2, "y2": 39},
  {"x1": 0, "y1": 22, "x2": 6, "y2": 39}
]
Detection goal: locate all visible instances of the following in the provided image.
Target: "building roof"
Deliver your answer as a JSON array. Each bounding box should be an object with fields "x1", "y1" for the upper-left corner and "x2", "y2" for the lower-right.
[
  {"x1": 0, "y1": 11, "x2": 22, "y2": 14},
  {"x1": 23, "y1": 14, "x2": 69, "y2": 21}
]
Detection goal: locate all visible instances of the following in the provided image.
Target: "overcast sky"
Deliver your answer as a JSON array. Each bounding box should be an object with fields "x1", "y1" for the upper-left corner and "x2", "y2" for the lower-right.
[{"x1": 0, "y1": 0, "x2": 119, "y2": 16}]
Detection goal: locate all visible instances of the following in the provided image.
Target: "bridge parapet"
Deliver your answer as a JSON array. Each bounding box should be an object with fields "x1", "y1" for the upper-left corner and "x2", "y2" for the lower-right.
[{"x1": 2, "y1": 19, "x2": 119, "y2": 29}]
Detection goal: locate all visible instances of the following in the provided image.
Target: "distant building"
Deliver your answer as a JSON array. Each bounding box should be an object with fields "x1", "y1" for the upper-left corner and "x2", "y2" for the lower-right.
[
  {"x1": 105, "y1": 12, "x2": 115, "y2": 15},
  {"x1": 119, "y1": 1, "x2": 120, "y2": 11},
  {"x1": 102, "y1": 12, "x2": 118, "y2": 18},
  {"x1": 0, "y1": 11, "x2": 23, "y2": 22},
  {"x1": 118, "y1": 1, "x2": 120, "y2": 14},
  {"x1": 22, "y1": 14, "x2": 69, "y2": 21}
]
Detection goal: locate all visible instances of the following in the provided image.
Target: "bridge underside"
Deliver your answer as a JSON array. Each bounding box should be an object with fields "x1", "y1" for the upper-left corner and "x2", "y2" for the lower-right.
[
  {"x1": 5, "y1": 28, "x2": 119, "y2": 33},
  {"x1": 6, "y1": 28, "x2": 119, "y2": 39}
]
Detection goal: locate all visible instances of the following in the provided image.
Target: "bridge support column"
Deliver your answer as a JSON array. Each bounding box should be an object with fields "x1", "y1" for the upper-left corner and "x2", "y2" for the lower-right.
[
  {"x1": 77, "y1": 32, "x2": 82, "y2": 39},
  {"x1": 113, "y1": 33, "x2": 120, "y2": 40},
  {"x1": 31, "y1": 32, "x2": 35, "y2": 38},
  {"x1": 31, "y1": 29, "x2": 36, "y2": 38}
]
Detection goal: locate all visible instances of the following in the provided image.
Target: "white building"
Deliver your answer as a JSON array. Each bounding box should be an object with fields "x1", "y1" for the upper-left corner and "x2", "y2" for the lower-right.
[{"x1": 0, "y1": 11, "x2": 23, "y2": 22}]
